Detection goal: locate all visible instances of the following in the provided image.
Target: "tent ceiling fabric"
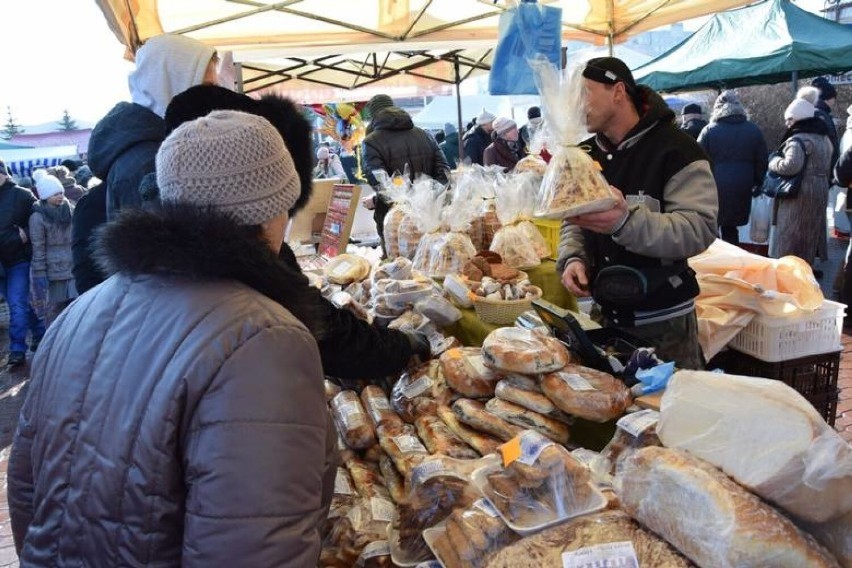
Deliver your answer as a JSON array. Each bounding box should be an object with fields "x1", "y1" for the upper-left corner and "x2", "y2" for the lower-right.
[
  {"x1": 95, "y1": 0, "x2": 753, "y2": 92},
  {"x1": 634, "y1": 0, "x2": 852, "y2": 92}
]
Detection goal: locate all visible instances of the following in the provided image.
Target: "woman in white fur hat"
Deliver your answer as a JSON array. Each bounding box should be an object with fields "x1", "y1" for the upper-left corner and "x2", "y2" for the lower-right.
[
  {"x1": 28, "y1": 171, "x2": 77, "y2": 325},
  {"x1": 768, "y1": 97, "x2": 834, "y2": 273}
]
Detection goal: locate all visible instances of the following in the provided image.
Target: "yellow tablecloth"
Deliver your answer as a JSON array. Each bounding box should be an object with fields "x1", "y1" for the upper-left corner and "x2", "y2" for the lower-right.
[{"x1": 444, "y1": 259, "x2": 577, "y2": 347}]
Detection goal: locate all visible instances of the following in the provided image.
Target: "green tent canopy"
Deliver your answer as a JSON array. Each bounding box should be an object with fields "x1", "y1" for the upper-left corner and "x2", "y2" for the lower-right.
[{"x1": 633, "y1": 0, "x2": 852, "y2": 92}]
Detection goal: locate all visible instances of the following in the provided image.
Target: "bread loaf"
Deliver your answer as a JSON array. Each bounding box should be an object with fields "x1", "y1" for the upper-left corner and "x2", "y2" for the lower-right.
[
  {"x1": 414, "y1": 414, "x2": 479, "y2": 459},
  {"x1": 659, "y1": 370, "x2": 852, "y2": 523},
  {"x1": 376, "y1": 422, "x2": 429, "y2": 476},
  {"x1": 618, "y1": 447, "x2": 841, "y2": 568},
  {"x1": 540, "y1": 364, "x2": 632, "y2": 422},
  {"x1": 484, "y1": 398, "x2": 570, "y2": 445},
  {"x1": 378, "y1": 453, "x2": 406, "y2": 505},
  {"x1": 361, "y1": 385, "x2": 404, "y2": 429},
  {"x1": 802, "y1": 511, "x2": 852, "y2": 568},
  {"x1": 441, "y1": 347, "x2": 502, "y2": 398},
  {"x1": 437, "y1": 404, "x2": 501, "y2": 456},
  {"x1": 331, "y1": 390, "x2": 377, "y2": 450},
  {"x1": 452, "y1": 399, "x2": 523, "y2": 441},
  {"x1": 382, "y1": 205, "x2": 406, "y2": 258},
  {"x1": 397, "y1": 212, "x2": 423, "y2": 259},
  {"x1": 485, "y1": 511, "x2": 693, "y2": 567},
  {"x1": 494, "y1": 376, "x2": 573, "y2": 423},
  {"x1": 481, "y1": 328, "x2": 571, "y2": 374}
]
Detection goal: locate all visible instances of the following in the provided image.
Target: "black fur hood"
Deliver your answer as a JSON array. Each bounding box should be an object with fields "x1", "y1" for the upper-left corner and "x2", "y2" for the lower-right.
[{"x1": 93, "y1": 203, "x2": 326, "y2": 339}]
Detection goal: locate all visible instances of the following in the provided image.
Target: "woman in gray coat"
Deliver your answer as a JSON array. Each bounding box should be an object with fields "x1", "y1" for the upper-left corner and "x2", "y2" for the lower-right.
[
  {"x1": 9, "y1": 111, "x2": 335, "y2": 567},
  {"x1": 769, "y1": 98, "x2": 834, "y2": 268}
]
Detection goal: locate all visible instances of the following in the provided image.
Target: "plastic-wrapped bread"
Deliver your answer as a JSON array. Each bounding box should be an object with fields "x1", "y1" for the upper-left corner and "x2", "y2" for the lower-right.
[
  {"x1": 479, "y1": 199, "x2": 501, "y2": 249},
  {"x1": 481, "y1": 327, "x2": 571, "y2": 374},
  {"x1": 325, "y1": 380, "x2": 342, "y2": 403},
  {"x1": 437, "y1": 404, "x2": 501, "y2": 456},
  {"x1": 802, "y1": 511, "x2": 852, "y2": 568},
  {"x1": 397, "y1": 212, "x2": 423, "y2": 260},
  {"x1": 378, "y1": 453, "x2": 407, "y2": 505},
  {"x1": 494, "y1": 376, "x2": 573, "y2": 423},
  {"x1": 440, "y1": 347, "x2": 502, "y2": 398},
  {"x1": 413, "y1": 232, "x2": 477, "y2": 279},
  {"x1": 390, "y1": 360, "x2": 448, "y2": 423},
  {"x1": 331, "y1": 390, "x2": 377, "y2": 450},
  {"x1": 540, "y1": 364, "x2": 632, "y2": 423},
  {"x1": 485, "y1": 510, "x2": 693, "y2": 567},
  {"x1": 430, "y1": 500, "x2": 519, "y2": 568},
  {"x1": 513, "y1": 154, "x2": 547, "y2": 176},
  {"x1": 617, "y1": 447, "x2": 841, "y2": 568},
  {"x1": 595, "y1": 410, "x2": 661, "y2": 477},
  {"x1": 376, "y1": 422, "x2": 429, "y2": 477},
  {"x1": 658, "y1": 370, "x2": 852, "y2": 523},
  {"x1": 361, "y1": 385, "x2": 404, "y2": 429},
  {"x1": 383, "y1": 206, "x2": 406, "y2": 259},
  {"x1": 485, "y1": 398, "x2": 570, "y2": 445},
  {"x1": 452, "y1": 399, "x2": 523, "y2": 442},
  {"x1": 346, "y1": 457, "x2": 392, "y2": 501},
  {"x1": 415, "y1": 414, "x2": 479, "y2": 459},
  {"x1": 326, "y1": 254, "x2": 372, "y2": 285},
  {"x1": 355, "y1": 540, "x2": 393, "y2": 567}
]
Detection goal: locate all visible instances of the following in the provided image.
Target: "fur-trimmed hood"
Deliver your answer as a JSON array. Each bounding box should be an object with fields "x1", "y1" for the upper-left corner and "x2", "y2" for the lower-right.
[{"x1": 93, "y1": 203, "x2": 326, "y2": 339}]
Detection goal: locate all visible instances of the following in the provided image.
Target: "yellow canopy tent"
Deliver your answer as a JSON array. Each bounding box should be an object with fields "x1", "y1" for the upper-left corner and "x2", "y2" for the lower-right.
[{"x1": 95, "y1": 0, "x2": 753, "y2": 93}]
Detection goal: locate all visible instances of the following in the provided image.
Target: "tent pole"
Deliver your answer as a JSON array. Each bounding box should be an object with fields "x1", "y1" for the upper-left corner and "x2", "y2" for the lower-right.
[
  {"x1": 455, "y1": 56, "x2": 464, "y2": 165},
  {"x1": 791, "y1": 70, "x2": 798, "y2": 98},
  {"x1": 236, "y1": 62, "x2": 244, "y2": 94}
]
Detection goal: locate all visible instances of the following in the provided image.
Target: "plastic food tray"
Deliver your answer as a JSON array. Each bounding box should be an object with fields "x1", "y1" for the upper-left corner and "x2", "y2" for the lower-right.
[
  {"x1": 729, "y1": 300, "x2": 845, "y2": 362},
  {"x1": 422, "y1": 526, "x2": 448, "y2": 568},
  {"x1": 470, "y1": 454, "x2": 607, "y2": 537},
  {"x1": 388, "y1": 524, "x2": 433, "y2": 567}
]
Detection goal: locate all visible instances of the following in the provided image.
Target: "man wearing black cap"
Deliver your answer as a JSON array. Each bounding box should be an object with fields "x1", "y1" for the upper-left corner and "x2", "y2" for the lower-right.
[
  {"x1": 811, "y1": 76, "x2": 839, "y2": 170},
  {"x1": 519, "y1": 106, "x2": 543, "y2": 154},
  {"x1": 361, "y1": 93, "x2": 450, "y2": 255},
  {"x1": 680, "y1": 103, "x2": 707, "y2": 140},
  {"x1": 557, "y1": 57, "x2": 718, "y2": 370}
]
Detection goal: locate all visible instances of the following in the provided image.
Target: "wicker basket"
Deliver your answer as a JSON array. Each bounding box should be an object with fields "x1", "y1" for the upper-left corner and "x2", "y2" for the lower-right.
[{"x1": 473, "y1": 286, "x2": 542, "y2": 325}]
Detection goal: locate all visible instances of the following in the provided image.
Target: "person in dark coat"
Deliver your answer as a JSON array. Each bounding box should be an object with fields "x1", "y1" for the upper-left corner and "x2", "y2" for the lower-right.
[
  {"x1": 810, "y1": 77, "x2": 840, "y2": 171},
  {"x1": 439, "y1": 122, "x2": 460, "y2": 169},
  {"x1": 47, "y1": 165, "x2": 87, "y2": 205},
  {"x1": 161, "y1": 84, "x2": 429, "y2": 380},
  {"x1": 362, "y1": 94, "x2": 450, "y2": 254},
  {"x1": 462, "y1": 109, "x2": 496, "y2": 165},
  {"x1": 9, "y1": 110, "x2": 336, "y2": 566},
  {"x1": 519, "y1": 106, "x2": 543, "y2": 155},
  {"x1": 698, "y1": 91, "x2": 767, "y2": 245},
  {"x1": 73, "y1": 34, "x2": 218, "y2": 294},
  {"x1": 483, "y1": 117, "x2": 523, "y2": 172},
  {"x1": 0, "y1": 160, "x2": 44, "y2": 366},
  {"x1": 680, "y1": 103, "x2": 708, "y2": 140}
]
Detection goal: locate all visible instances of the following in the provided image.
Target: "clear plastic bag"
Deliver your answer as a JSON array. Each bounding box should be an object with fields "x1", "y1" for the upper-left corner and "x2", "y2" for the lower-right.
[
  {"x1": 331, "y1": 390, "x2": 377, "y2": 450},
  {"x1": 472, "y1": 431, "x2": 607, "y2": 533},
  {"x1": 530, "y1": 57, "x2": 615, "y2": 219},
  {"x1": 594, "y1": 409, "x2": 661, "y2": 478},
  {"x1": 749, "y1": 193, "x2": 773, "y2": 244},
  {"x1": 411, "y1": 180, "x2": 479, "y2": 278},
  {"x1": 424, "y1": 499, "x2": 519, "y2": 568},
  {"x1": 413, "y1": 232, "x2": 477, "y2": 279},
  {"x1": 374, "y1": 169, "x2": 412, "y2": 259},
  {"x1": 490, "y1": 172, "x2": 547, "y2": 268},
  {"x1": 481, "y1": 327, "x2": 571, "y2": 374}
]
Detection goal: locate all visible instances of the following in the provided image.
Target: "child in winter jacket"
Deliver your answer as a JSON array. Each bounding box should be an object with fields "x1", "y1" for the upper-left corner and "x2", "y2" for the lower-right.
[{"x1": 29, "y1": 172, "x2": 77, "y2": 325}]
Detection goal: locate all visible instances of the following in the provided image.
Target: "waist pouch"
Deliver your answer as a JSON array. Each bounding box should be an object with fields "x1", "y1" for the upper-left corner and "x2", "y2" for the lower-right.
[{"x1": 592, "y1": 264, "x2": 693, "y2": 309}]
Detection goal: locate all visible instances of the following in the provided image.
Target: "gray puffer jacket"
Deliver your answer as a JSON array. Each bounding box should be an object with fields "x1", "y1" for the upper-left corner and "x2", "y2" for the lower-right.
[
  {"x1": 28, "y1": 200, "x2": 74, "y2": 281},
  {"x1": 9, "y1": 205, "x2": 335, "y2": 567}
]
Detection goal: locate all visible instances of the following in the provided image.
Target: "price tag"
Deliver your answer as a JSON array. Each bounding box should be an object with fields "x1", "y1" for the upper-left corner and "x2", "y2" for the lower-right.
[
  {"x1": 571, "y1": 448, "x2": 600, "y2": 468},
  {"x1": 394, "y1": 434, "x2": 428, "y2": 454},
  {"x1": 501, "y1": 436, "x2": 522, "y2": 466},
  {"x1": 370, "y1": 497, "x2": 396, "y2": 523},
  {"x1": 402, "y1": 375, "x2": 433, "y2": 399},
  {"x1": 474, "y1": 498, "x2": 500, "y2": 518},
  {"x1": 558, "y1": 372, "x2": 596, "y2": 392},
  {"x1": 338, "y1": 401, "x2": 366, "y2": 425},
  {"x1": 617, "y1": 409, "x2": 660, "y2": 438},
  {"x1": 331, "y1": 260, "x2": 353, "y2": 278},
  {"x1": 369, "y1": 396, "x2": 392, "y2": 411},
  {"x1": 360, "y1": 540, "x2": 391, "y2": 560},
  {"x1": 562, "y1": 542, "x2": 639, "y2": 568},
  {"x1": 334, "y1": 467, "x2": 354, "y2": 495},
  {"x1": 501, "y1": 430, "x2": 554, "y2": 466}
]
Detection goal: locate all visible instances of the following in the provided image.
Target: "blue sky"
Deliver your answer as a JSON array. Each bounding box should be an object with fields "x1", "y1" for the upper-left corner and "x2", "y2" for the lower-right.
[{"x1": 0, "y1": 0, "x2": 826, "y2": 126}]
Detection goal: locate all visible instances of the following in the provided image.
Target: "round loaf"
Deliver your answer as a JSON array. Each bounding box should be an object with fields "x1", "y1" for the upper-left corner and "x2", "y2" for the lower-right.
[
  {"x1": 540, "y1": 364, "x2": 632, "y2": 423},
  {"x1": 440, "y1": 347, "x2": 502, "y2": 398},
  {"x1": 481, "y1": 328, "x2": 571, "y2": 374}
]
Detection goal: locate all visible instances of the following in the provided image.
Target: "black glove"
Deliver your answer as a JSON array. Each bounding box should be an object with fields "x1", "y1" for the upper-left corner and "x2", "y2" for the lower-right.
[{"x1": 404, "y1": 331, "x2": 431, "y2": 361}]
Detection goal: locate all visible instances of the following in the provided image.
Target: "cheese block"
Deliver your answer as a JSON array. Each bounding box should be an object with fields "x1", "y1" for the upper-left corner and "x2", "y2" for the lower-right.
[
  {"x1": 485, "y1": 510, "x2": 692, "y2": 567},
  {"x1": 540, "y1": 364, "x2": 632, "y2": 423},
  {"x1": 481, "y1": 328, "x2": 570, "y2": 375},
  {"x1": 659, "y1": 370, "x2": 852, "y2": 523},
  {"x1": 618, "y1": 447, "x2": 841, "y2": 568},
  {"x1": 441, "y1": 347, "x2": 502, "y2": 398}
]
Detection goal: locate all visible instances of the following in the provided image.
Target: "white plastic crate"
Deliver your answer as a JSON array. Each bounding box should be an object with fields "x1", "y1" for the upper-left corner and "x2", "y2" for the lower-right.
[{"x1": 729, "y1": 300, "x2": 845, "y2": 362}]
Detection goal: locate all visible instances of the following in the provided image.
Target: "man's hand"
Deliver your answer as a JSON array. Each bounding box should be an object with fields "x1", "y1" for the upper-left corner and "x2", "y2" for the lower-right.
[
  {"x1": 361, "y1": 195, "x2": 376, "y2": 210},
  {"x1": 565, "y1": 187, "x2": 628, "y2": 234},
  {"x1": 561, "y1": 260, "x2": 591, "y2": 297}
]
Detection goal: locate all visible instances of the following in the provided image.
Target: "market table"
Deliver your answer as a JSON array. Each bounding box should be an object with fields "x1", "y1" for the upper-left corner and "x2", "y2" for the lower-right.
[{"x1": 443, "y1": 259, "x2": 577, "y2": 347}]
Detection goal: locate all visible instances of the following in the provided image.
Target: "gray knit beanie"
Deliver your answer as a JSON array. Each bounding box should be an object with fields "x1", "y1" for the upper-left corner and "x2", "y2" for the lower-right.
[
  {"x1": 366, "y1": 94, "x2": 394, "y2": 119},
  {"x1": 156, "y1": 110, "x2": 300, "y2": 225}
]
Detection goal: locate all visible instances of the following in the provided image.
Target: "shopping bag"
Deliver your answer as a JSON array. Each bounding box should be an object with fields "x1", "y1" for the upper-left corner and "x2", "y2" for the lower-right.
[
  {"x1": 749, "y1": 193, "x2": 773, "y2": 244},
  {"x1": 760, "y1": 139, "x2": 808, "y2": 199},
  {"x1": 488, "y1": 1, "x2": 562, "y2": 95}
]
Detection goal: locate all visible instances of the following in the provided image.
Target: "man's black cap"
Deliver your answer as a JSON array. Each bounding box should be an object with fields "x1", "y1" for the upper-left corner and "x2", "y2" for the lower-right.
[{"x1": 582, "y1": 57, "x2": 637, "y2": 94}]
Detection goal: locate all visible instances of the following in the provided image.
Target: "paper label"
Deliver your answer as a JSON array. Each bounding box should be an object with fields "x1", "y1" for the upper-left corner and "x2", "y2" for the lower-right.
[
  {"x1": 393, "y1": 434, "x2": 428, "y2": 454},
  {"x1": 617, "y1": 409, "x2": 660, "y2": 438},
  {"x1": 338, "y1": 401, "x2": 366, "y2": 426},
  {"x1": 360, "y1": 540, "x2": 391, "y2": 560},
  {"x1": 410, "y1": 459, "x2": 466, "y2": 487},
  {"x1": 331, "y1": 260, "x2": 353, "y2": 277},
  {"x1": 368, "y1": 396, "x2": 392, "y2": 411},
  {"x1": 558, "y1": 372, "x2": 596, "y2": 392},
  {"x1": 502, "y1": 430, "x2": 554, "y2": 466},
  {"x1": 402, "y1": 375, "x2": 433, "y2": 399},
  {"x1": 334, "y1": 467, "x2": 355, "y2": 495},
  {"x1": 474, "y1": 498, "x2": 500, "y2": 518},
  {"x1": 571, "y1": 448, "x2": 600, "y2": 468},
  {"x1": 562, "y1": 541, "x2": 639, "y2": 568},
  {"x1": 370, "y1": 497, "x2": 396, "y2": 523}
]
